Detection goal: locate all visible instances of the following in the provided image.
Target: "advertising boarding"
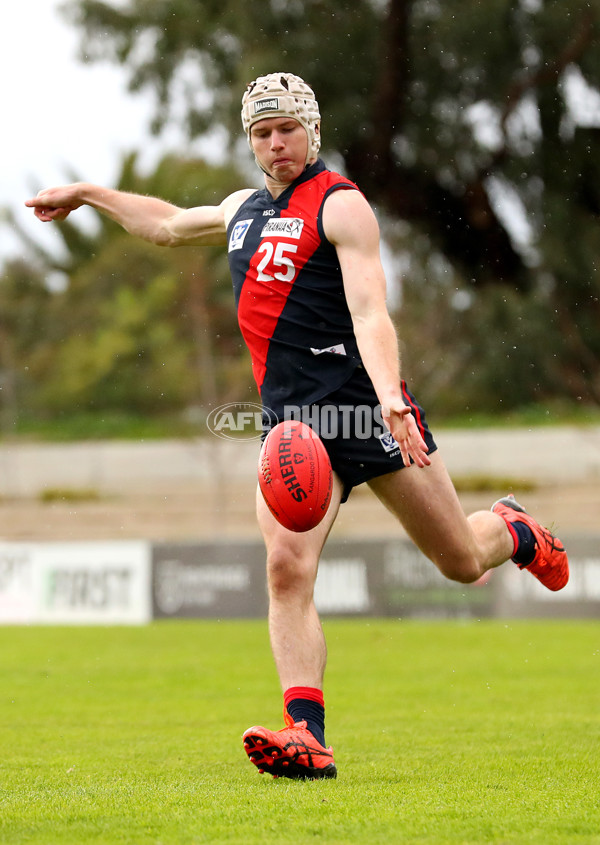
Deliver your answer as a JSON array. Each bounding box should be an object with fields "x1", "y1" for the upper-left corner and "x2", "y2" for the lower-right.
[{"x1": 0, "y1": 541, "x2": 152, "y2": 625}]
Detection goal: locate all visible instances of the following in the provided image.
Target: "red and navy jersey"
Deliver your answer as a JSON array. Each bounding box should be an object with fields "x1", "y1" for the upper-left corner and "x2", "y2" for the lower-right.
[{"x1": 227, "y1": 159, "x2": 363, "y2": 417}]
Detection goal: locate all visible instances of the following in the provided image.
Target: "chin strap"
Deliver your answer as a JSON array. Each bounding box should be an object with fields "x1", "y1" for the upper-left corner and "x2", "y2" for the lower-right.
[{"x1": 258, "y1": 159, "x2": 315, "y2": 184}]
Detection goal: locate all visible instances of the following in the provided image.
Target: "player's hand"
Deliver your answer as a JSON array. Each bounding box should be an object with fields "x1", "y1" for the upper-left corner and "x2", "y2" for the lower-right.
[
  {"x1": 382, "y1": 402, "x2": 431, "y2": 469},
  {"x1": 24, "y1": 185, "x2": 84, "y2": 222}
]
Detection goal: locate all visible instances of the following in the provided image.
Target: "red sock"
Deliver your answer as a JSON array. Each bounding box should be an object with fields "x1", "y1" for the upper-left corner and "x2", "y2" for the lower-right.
[
  {"x1": 284, "y1": 686, "x2": 326, "y2": 746},
  {"x1": 284, "y1": 686, "x2": 325, "y2": 709}
]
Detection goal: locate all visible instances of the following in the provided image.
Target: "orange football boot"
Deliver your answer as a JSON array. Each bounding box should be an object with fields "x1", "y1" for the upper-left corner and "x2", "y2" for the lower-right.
[
  {"x1": 242, "y1": 714, "x2": 337, "y2": 780},
  {"x1": 492, "y1": 494, "x2": 569, "y2": 591}
]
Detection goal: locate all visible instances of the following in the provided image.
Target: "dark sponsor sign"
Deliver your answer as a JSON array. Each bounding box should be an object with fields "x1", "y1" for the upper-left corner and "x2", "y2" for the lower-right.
[{"x1": 152, "y1": 542, "x2": 269, "y2": 619}]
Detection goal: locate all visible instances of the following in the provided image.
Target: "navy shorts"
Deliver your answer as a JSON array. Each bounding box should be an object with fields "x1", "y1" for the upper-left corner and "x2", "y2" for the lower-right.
[{"x1": 265, "y1": 366, "x2": 437, "y2": 502}]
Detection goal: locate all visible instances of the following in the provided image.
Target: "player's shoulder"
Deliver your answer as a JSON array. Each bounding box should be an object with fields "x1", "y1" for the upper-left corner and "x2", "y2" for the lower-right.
[
  {"x1": 310, "y1": 163, "x2": 365, "y2": 215},
  {"x1": 221, "y1": 188, "x2": 258, "y2": 227},
  {"x1": 321, "y1": 179, "x2": 378, "y2": 247},
  {"x1": 317, "y1": 163, "x2": 364, "y2": 206},
  {"x1": 322, "y1": 182, "x2": 375, "y2": 223}
]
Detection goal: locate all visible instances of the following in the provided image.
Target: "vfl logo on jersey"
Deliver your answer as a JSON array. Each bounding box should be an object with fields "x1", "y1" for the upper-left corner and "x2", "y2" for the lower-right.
[
  {"x1": 261, "y1": 217, "x2": 305, "y2": 239},
  {"x1": 378, "y1": 431, "x2": 400, "y2": 454},
  {"x1": 228, "y1": 219, "x2": 253, "y2": 252}
]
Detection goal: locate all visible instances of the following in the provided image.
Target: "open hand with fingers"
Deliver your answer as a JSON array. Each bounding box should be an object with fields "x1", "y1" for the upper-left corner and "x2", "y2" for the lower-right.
[{"x1": 382, "y1": 402, "x2": 431, "y2": 468}]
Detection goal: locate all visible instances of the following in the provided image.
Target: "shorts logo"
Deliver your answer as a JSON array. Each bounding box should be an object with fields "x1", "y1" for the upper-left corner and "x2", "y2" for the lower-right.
[
  {"x1": 228, "y1": 219, "x2": 253, "y2": 252},
  {"x1": 261, "y1": 217, "x2": 305, "y2": 239},
  {"x1": 378, "y1": 431, "x2": 400, "y2": 454},
  {"x1": 253, "y1": 98, "x2": 279, "y2": 115}
]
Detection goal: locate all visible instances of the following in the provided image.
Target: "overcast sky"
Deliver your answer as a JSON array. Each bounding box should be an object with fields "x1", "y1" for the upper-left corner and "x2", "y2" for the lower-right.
[{"x1": 1, "y1": 0, "x2": 186, "y2": 261}]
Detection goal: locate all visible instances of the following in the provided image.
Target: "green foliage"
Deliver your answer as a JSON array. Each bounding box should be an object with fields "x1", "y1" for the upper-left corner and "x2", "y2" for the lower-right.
[
  {"x1": 1, "y1": 154, "x2": 255, "y2": 427},
  {"x1": 57, "y1": 0, "x2": 600, "y2": 411},
  {"x1": 0, "y1": 260, "x2": 53, "y2": 427},
  {"x1": 36, "y1": 239, "x2": 197, "y2": 413},
  {"x1": 38, "y1": 486, "x2": 101, "y2": 502},
  {"x1": 450, "y1": 473, "x2": 536, "y2": 493},
  {"x1": 5, "y1": 1, "x2": 600, "y2": 426},
  {"x1": 12, "y1": 410, "x2": 202, "y2": 440},
  {"x1": 65, "y1": 0, "x2": 382, "y2": 143},
  {"x1": 0, "y1": 620, "x2": 598, "y2": 843}
]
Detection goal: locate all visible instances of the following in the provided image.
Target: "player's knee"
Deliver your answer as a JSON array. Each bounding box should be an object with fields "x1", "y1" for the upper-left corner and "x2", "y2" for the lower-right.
[
  {"x1": 433, "y1": 551, "x2": 481, "y2": 584},
  {"x1": 266, "y1": 544, "x2": 317, "y2": 599}
]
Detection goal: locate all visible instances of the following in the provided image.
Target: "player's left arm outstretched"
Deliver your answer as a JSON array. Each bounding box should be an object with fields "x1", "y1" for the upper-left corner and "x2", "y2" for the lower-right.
[{"x1": 322, "y1": 188, "x2": 431, "y2": 469}]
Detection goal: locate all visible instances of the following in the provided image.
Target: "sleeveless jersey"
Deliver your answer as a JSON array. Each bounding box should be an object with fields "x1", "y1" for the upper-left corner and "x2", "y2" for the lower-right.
[{"x1": 227, "y1": 159, "x2": 363, "y2": 418}]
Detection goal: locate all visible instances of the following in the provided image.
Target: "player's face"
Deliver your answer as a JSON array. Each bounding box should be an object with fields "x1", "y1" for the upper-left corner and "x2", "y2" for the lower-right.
[{"x1": 250, "y1": 117, "x2": 309, "y2": 183}]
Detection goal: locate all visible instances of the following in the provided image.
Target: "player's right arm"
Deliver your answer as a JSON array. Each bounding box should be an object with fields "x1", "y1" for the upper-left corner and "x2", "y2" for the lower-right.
[{"x1": 24, "y1": 183, "x2": 255, "y2": 248}]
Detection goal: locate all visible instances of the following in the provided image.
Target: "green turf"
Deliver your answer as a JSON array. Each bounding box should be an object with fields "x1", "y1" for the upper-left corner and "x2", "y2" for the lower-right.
[{"x1": 0, "y1": 620, "x2": 598, "y2": 844}]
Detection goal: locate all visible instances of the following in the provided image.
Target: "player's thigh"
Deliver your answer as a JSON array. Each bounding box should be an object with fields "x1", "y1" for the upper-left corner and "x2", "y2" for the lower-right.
[
  {"x1": 256, "y1": 473, "x2": 344, "y2": 588},
  {"x1": 367, "y1": 451, "x2": 479, "y2": 578}
]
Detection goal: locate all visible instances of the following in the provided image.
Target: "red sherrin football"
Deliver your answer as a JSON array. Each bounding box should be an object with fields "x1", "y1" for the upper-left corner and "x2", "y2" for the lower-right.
[{"x1": 258, "y1": 420, "x2": 333, "y2": 532}]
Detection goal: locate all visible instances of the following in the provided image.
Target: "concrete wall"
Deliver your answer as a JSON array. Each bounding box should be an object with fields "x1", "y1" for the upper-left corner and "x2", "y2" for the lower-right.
[{"x1": 1, "y1": 426, "x2": 599, "y2": 497}]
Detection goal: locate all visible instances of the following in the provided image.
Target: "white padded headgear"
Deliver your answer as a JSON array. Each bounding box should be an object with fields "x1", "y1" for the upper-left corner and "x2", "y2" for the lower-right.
[{"x1": 241, "y1": 72, "x2": 321, "y2": 165}]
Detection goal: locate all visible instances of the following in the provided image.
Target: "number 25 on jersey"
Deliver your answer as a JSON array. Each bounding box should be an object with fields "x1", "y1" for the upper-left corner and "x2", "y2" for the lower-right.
[{"x1": 256, "y1": 241, "x2": 298, "y2": 283}]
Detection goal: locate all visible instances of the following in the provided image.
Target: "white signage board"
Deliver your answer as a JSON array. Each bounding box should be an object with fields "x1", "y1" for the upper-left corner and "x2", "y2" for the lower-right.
[{"x1": 0, "y1": 542, "x2": 152, "y2": 625}]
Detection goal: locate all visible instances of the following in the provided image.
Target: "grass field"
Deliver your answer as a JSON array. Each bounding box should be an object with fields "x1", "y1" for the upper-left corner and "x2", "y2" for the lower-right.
[{"x1": 0, "y1": 620, "x2": 598, "y2": 844}]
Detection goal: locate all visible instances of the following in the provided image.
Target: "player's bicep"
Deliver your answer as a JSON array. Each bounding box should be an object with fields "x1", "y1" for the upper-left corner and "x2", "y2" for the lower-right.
[
  {"x1": 163, "y1": 189, "x2": 255, "y2": 247},
  {"x1": 323, "y1": 190, "x2": 388, "y2": 317},
  {"x1": 164, "y1": 205, "x2": 228, "y2": 246}
]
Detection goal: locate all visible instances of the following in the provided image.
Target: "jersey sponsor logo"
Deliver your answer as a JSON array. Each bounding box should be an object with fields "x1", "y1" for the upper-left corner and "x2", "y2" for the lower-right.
[
  {"x1": 263, "y1": 209, "x2": 276, "y2": 216},
  {"x1": 253, "y1": 97, "x2": 279, "y2": 115},
  {"x1": 261, "y1": 217, "x2": 305, "y2": 239},
  {"x1": 378, "y1": 431, "x2": 401, "y2": 454},
  {"x1": 310, "y1": 343, "x2": 347, "y2": 356},
  {"x1": 228, "y1": 219, "x2": 253, "y2": 252}
]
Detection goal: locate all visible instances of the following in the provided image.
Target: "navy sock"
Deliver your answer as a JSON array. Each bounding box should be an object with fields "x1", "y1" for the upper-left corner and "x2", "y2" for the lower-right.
[
  {"x1": 511, "y1": 520, "x2": 536, "y2": 565},
  {"x1": 286, "y1": 698, "x2": 326, "y2": 748}
]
